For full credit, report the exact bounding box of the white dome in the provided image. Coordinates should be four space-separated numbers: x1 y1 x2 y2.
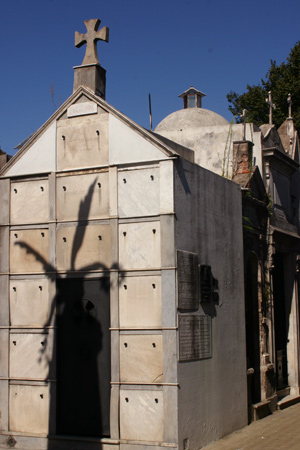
154 107 232 176
155 108 229 134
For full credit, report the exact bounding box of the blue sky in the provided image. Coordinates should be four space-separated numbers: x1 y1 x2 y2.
1 0 300 155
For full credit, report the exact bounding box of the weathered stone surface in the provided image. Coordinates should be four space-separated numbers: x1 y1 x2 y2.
119 275 161 328
0 330 9 377
57 115 108 170
10 180 49 225
10 230 49 274
178 314 212 361
56 172 109 222
120 334 163 383
10 279 51 327
0 179 9 225
119 221 161 270
9 331 54 379
120 390 164 441
4 122 56 177
0 381 8 431
9 384 49 434
56 223 110 271
67 102 97 118
75 19 109 66
118 167 160 217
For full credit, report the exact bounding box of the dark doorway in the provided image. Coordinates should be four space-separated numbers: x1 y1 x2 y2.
273 253 288 389
56 277 111 437
245 253 261 420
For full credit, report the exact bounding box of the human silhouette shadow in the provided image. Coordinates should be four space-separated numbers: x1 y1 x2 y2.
15 177 122 447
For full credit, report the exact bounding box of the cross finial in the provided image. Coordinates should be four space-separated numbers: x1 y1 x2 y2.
265 91 276 125
240 109 247 141
75 19 109 66
287 93 292 119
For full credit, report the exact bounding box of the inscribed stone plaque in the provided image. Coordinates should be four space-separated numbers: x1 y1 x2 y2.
179 315 212 361
177 251 199 310
67 102 97 117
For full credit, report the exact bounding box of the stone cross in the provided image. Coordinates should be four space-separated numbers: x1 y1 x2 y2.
265 91 276 125
240 109 247 141
287 93 292 119
75 19 109 66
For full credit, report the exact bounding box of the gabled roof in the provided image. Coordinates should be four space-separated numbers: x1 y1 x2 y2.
178 86 206 98
260 124 286 154
1 86 194 176
278 119 299 162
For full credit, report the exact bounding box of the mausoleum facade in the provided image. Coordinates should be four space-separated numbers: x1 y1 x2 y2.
1 17 299 450
0 19 249 450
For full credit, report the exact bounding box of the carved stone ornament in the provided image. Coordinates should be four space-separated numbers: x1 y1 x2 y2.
75 19 109 66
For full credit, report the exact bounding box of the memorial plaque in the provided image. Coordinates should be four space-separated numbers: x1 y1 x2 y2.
67 102 97 118
177 251 199 310
179 315 212 361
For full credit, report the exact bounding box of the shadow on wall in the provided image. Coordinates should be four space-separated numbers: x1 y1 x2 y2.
15 177 123 446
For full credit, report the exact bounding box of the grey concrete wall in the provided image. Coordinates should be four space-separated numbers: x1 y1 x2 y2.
155 123 262 179
174 159 247 449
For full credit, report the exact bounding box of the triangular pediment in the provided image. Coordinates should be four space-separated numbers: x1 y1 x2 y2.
1 87 192 178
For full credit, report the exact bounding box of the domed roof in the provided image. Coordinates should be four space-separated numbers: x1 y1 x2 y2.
155 108 229 133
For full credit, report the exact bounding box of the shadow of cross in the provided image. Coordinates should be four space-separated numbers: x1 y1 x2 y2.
75 19 109 66
15 176 118 355
14 176 122 438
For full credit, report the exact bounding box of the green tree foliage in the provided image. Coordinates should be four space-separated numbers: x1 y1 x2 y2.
227 42 300 130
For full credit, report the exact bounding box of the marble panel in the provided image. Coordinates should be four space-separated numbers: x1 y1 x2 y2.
48 173 56 222
110 270 119 330
56 172 109 221
163 385 178 443
0 380 8 431
0 276 9 326
10 180 49 225
160 215 175 268
9 332 54 379
161 270 176 328
119 276 161 328
57 115 108 170
10 229 49 274
119 222 161 270
0 227 9 273
110 384 120 440
120 446 166 450
120 334 163 383
10 279 51 327
0 330 9 377
162 330 177 384
118 167 159 217
120 389 163 441
56 223 110 271
109 167 118 217
0 179 9 225
9 384 49 434
160 160 174 214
